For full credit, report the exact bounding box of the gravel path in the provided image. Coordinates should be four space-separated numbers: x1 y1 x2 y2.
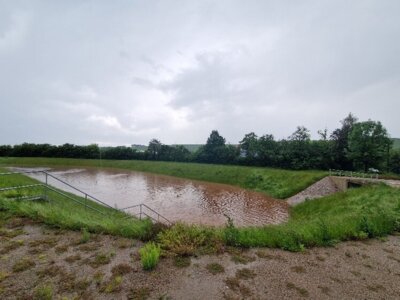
286 177 339 206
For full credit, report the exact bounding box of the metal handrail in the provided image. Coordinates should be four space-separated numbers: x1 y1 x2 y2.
44 172 114 209
0 169 171 225
122 203 171 224
44 185 106 215
0 183 43 192
329 169 379 179
0 170 113 208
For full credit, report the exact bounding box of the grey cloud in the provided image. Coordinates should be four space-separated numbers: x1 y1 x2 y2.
1 1 399 145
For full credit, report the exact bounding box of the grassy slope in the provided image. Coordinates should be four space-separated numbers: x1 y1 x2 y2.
0 157 327 199
235 184 400 250
1 166 400 252
0 168 152 239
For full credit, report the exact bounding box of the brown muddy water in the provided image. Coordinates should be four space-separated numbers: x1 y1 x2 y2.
12 167 289 227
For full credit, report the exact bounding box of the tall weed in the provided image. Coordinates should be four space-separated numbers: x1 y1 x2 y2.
139 242 161 270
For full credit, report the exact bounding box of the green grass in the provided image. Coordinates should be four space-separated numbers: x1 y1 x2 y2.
33 284 53 300
0 157 327 198
1 161 399 253
232 184 400 250
0 168 152 239
156 184 400 252
139 242 161 270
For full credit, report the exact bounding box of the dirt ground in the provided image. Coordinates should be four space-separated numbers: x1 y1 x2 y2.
1 218 400 300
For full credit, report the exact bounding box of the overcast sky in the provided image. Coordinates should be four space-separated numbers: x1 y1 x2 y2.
1 1 399 146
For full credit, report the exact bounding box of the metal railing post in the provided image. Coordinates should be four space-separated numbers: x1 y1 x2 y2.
44 173 48 202
1 170 172 225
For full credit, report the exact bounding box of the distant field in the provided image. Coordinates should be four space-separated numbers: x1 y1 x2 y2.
0 157 327 199
392 138 400 150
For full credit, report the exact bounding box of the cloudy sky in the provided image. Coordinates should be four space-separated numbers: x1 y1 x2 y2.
1 1 399 146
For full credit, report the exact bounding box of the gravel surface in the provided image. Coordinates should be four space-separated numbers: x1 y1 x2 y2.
1 219 400 299
286 177 339 206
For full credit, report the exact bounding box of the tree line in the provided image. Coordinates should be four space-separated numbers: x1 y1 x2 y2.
1 113 399 173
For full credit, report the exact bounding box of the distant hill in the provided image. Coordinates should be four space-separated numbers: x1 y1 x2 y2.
131 144 147 152
392 138 400 150
130 144 203 153
173 144 203 152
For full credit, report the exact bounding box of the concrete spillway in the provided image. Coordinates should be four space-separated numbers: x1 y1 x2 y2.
287 176 400 206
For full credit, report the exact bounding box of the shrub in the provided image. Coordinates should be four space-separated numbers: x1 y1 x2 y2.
158 223 222 256
140 222 168 241
139 242 161 270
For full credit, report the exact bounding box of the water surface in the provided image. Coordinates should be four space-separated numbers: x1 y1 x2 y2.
13 167 289 227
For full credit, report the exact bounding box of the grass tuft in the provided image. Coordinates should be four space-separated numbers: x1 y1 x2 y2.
100 275 123 293
90 252 112 268
128 287 151 300
235 268 256 280
111 263 133 276
13 258 35 272
139 242 161 270
206 263 225 275
33 284 53 300
158 223 222 256
79 228 90 244
173 256 191 268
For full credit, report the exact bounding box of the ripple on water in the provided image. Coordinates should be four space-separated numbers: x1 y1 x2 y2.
11 167 289 227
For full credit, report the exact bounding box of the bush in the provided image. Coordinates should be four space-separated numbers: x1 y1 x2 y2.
139 242 161 270
158 223 222 256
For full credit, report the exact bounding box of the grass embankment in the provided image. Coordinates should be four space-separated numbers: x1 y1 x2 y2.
1 160 399 253
0 157 326 199
159 184 400 253
0 169 153 239
233 184 400 250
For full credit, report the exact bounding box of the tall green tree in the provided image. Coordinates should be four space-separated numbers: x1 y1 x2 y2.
147 139 162 160
258 134 277 166
289 126 311 142
331 113 358 169
206 130 225 148
196 130 237 164
347 120 392 171
239 132 259 163
287 126 311 169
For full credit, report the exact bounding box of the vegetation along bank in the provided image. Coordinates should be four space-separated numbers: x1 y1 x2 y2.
1 164 399 253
